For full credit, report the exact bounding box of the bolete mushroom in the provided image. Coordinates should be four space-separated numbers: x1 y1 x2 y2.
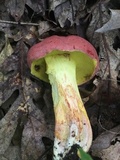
27 35 99 160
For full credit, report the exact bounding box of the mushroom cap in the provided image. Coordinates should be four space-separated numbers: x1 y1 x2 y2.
27 35 99 85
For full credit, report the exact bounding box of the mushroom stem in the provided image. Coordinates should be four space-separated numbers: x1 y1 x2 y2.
45 53 92 160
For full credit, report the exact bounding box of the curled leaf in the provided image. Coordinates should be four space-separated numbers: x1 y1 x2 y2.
96 9 120 33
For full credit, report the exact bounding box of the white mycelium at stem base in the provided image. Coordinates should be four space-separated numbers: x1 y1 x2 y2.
45 53 92 160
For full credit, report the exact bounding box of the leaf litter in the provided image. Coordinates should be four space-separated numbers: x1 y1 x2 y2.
0 38 53 160
0 0 120 160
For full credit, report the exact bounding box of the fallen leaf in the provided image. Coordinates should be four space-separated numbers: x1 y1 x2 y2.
0 35 13 65
0 97 20 154
5 0 25 21
91 125 120 160
0 74 49 159
0 145 21 160
38 21 52 36
49 0 86 11
96 9 120 33
54 1 73 28
24 26 37 46
26 0 46 14
21 99 48 160
0 31 5 51
0 40 51 159
49 0 86 27
87 4 120 88
91 125 120 150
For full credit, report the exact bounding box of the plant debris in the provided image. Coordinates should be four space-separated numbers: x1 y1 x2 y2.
0 0 120 160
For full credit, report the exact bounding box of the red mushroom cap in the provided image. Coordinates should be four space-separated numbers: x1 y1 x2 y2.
27 35 99 84
27 35 98 67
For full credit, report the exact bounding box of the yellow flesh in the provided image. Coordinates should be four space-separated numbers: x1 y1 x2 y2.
31 50 97 85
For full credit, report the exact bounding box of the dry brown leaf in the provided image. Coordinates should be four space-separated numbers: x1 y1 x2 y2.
96 9 120 33
0 40 51 160
92 138 120 160
0 35 13 65
5 0 25 21
0 31 5 51
21 99 48 160
91 125 120 160
50 0 86 27
0 146 21 160
91 125 120 150
0 97 20 154
26 0 46 14
38 21 52 36
87 4 120 88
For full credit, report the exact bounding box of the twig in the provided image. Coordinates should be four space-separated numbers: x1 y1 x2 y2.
0 19 39 26
102 77 120 83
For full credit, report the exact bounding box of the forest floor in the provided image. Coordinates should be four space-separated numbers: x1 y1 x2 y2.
0 0 120 160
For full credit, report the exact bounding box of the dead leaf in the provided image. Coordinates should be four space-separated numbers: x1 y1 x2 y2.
24 26 37 46
26 0 46 14
54 1 73 28
87 4 120 88
0 145 21 160
49 0 86 11
5 0 25 21
91 125 120 160
38 21 52 36
96 9 120 33
87 4 109 46
91 125 120 150
0 31 5 51
50 0 86 27
93 138 120 160
0 97 20 154
0 40 51 159
99 32 120 88
0 41 23 106
21 99 48 160
49 0 65 10
0 35 13 65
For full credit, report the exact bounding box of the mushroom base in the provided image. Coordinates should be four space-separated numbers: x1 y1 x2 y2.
45 54 92 160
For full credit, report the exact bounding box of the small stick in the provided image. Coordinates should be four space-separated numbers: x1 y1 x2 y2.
0 19 39 26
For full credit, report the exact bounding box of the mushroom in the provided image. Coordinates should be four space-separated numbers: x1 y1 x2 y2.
27 35 99 160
